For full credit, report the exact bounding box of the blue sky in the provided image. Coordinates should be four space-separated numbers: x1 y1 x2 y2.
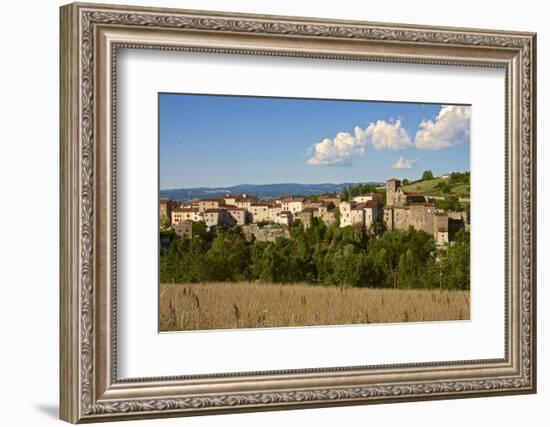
159 93 470 189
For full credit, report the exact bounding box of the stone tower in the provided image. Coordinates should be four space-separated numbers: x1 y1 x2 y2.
386 178 401 207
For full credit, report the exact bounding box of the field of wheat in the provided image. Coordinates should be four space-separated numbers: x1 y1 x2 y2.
160 282 470 331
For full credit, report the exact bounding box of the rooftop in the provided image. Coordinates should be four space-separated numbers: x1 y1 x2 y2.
404 192 426 197
172 207 198 213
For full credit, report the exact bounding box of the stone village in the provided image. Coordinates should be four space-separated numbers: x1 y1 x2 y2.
160 178 469 246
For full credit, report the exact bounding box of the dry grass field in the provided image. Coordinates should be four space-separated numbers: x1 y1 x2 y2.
160 282 470 331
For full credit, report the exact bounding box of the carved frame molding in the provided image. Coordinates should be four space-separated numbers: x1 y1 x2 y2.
60 2 536 423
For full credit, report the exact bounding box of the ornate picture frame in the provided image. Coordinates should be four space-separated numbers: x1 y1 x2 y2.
60 2 536 423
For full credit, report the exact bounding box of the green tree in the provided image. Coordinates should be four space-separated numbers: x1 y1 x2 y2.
367 228 436 289
341 186 350 201
160 215 171 230
435 181 453 194
434 196 462 211
206 229 250 281
422 170 434 181
441 230 470 290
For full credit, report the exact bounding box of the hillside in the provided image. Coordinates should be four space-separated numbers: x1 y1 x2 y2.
402 177 470 199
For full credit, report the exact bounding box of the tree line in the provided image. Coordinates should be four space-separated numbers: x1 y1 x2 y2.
160 219 469 290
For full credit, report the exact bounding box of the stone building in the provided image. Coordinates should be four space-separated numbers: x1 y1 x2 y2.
383 178 449 244
385 178 427 207
174 220 193 238
222 194 240 205
340 201 366 228
294 208 315 228
353 193 383 205
198 198 224 212
315 201 338 226
364 200 380 228
159 198 175 222
242 224 289 242
249 203 270 223
235 195 258 211
339 201 353 227
278 211 293 226
267 205 282 222
224 206 246 226
171 207 201 226
279 196 305 214
203 209 222 227
319 196 341 208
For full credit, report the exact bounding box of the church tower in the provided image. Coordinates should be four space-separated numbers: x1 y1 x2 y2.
386 178 401 207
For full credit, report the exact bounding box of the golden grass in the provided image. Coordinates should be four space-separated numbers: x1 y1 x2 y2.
160 282 470 332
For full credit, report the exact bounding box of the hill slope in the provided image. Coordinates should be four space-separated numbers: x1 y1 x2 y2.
402 178 470 198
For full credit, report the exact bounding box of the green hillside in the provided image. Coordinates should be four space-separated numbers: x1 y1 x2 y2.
403 178 470 198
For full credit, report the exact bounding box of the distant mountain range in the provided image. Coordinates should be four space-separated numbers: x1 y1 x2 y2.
160 182 384 202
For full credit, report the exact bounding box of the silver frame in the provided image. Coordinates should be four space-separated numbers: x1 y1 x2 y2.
60 2 536 423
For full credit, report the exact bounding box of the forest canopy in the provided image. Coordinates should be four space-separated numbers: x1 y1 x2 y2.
160 220 469 290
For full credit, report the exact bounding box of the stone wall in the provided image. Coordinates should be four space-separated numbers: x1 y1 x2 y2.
242 224 289 242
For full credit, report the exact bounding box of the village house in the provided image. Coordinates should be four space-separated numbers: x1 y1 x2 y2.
235 195 258 211
161 175 466 246
339 201 365 228
249 203 270 223
171 206 201 226
222 194 240 205
352 193 383 205
294 208 316 228
159 198 176 221
198 198 224 212
314 201 338 226
278 196 305 214
203 208 223 227
319 195 341 208
277 211 293 226
364 200 380 228
267 205 282 222
383 178 450 244
224 206 246 226
174 220 193 238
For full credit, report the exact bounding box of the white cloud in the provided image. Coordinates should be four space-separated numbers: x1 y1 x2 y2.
415 105 471 150
307 120 411 166
361 119 412 151
306 130 365 166
391 156 418 169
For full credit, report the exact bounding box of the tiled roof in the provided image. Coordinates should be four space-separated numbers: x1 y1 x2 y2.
172 207 197 213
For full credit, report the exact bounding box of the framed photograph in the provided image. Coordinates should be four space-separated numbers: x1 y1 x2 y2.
60 2 537 423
